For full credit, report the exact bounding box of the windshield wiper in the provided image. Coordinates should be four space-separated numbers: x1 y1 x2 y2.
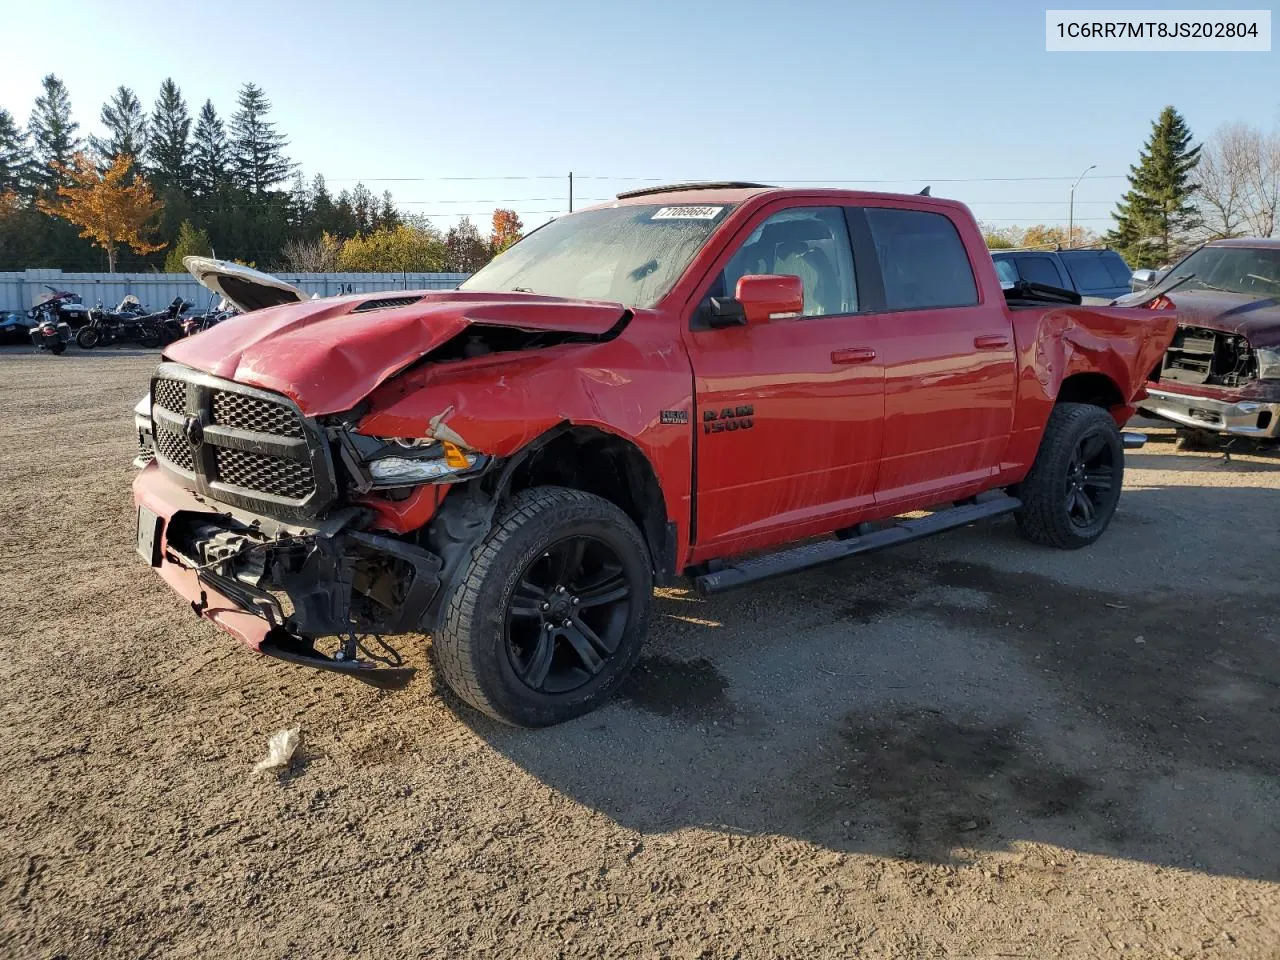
512 286 537 294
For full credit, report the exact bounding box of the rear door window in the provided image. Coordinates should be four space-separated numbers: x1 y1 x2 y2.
1015 255 1068 288
993 258 1018 283
864 208 978 310
1060 251 1118 293
1100 251 1133 286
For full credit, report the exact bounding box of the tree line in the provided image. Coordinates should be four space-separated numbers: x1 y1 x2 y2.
0 75 522 274
983 106 1279 268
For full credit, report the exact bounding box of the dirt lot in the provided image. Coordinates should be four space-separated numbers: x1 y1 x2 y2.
1 348 1278 959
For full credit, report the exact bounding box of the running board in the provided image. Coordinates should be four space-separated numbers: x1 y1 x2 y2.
692 492 1022 596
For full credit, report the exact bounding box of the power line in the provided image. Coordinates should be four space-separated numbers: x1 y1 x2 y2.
323 175 569 183
321 173 1130 185
396 197 611 205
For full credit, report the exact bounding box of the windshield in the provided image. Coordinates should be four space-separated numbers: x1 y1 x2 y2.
1161 245 1280 297
458 203 735 308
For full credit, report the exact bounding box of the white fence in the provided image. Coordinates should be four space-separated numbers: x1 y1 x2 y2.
0 269 470 313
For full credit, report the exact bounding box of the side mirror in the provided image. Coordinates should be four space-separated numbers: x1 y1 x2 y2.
1130 268 1158 292
735 274 804 325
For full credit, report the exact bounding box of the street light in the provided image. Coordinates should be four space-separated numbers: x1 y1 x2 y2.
1067 164 1096 248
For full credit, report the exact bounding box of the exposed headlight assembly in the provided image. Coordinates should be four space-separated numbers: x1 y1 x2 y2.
1254 346 1280 381
361 437 483 487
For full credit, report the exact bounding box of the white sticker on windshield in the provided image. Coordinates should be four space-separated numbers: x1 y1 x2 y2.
651 206 724 220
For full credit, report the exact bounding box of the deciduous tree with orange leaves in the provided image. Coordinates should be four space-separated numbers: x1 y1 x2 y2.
37 152 164 271
490 208 523 255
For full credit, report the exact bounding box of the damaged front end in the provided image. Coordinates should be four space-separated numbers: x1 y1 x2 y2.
163 511 442 689
134 359 501 689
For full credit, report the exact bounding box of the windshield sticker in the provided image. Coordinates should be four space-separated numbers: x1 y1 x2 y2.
651 206 724 220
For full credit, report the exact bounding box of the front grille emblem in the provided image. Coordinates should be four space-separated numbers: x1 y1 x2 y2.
183 415 205 448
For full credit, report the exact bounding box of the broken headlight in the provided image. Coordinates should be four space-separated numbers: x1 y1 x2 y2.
367 448 479 485
1254 346 1280 381
351 434 485 488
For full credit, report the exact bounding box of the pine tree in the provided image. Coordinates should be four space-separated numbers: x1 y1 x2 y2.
163 219 213 272
0 108 33 199
311 173 335 234
229 83 292 196
333 189 358 238
350 182 375 233
377 190 400 230
148 79 192 191
1107 106 1202 266
191 100 229 197
28 74 81 191
90 86 147 164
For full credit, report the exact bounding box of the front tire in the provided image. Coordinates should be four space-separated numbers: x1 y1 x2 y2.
1015 403 1125 549
76 327 100 349
432 487 652 726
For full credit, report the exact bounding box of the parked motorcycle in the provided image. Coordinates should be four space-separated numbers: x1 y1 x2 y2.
28 315 72 354
77 297 191 349
179 297 238 337
29 287 91 330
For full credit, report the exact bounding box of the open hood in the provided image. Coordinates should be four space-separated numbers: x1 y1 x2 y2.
162 290 629 416
183 256 308 312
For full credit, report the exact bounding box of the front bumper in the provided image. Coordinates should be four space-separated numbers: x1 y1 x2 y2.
1143 386 1280 439
132 464 442 688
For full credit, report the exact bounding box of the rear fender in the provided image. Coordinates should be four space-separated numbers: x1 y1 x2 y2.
998 304 1177 480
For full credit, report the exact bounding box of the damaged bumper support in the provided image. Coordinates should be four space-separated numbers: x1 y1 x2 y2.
133 465 442 689
1144 386 1280 439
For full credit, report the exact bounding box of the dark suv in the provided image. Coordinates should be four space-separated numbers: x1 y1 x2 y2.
992 248 1133 303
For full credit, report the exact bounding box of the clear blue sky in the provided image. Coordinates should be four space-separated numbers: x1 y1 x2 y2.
2 0 1276 235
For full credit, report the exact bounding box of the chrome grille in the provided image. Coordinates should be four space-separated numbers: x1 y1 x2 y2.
149 362 333 520
212 391 304 438
154 378 187 413
155 426 193 471
214 447 314 499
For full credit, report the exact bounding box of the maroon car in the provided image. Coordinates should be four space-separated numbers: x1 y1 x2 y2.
1138 238 1280 440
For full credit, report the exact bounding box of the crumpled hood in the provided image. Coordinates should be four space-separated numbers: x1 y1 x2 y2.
1166 290 1280 346
163 290 628 415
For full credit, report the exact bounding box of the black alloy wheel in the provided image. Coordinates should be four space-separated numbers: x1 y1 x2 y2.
1015 402 1125 549
1064 426 1116 530
505 535 632 694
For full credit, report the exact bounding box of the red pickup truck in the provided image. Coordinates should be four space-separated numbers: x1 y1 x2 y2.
132 184 1175 726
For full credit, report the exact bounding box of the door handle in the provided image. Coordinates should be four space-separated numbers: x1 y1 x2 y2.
974 334 1010 349
832 347 876 365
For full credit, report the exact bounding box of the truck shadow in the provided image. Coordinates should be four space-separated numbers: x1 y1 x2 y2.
458 485 1280 882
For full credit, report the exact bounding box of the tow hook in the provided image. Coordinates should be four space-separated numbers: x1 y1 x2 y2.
1121 431 1147 449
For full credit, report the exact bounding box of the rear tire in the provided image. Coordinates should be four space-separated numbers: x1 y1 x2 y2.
432 486 652 727
76 327 99 349
137 330 162 349
49 341 66 355
1015 403 1124 549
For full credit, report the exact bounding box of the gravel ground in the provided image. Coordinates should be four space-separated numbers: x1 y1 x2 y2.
1 348 1278 959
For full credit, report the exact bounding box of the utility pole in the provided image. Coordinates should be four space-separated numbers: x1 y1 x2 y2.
568 171 574 213
1068 164 1096 248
